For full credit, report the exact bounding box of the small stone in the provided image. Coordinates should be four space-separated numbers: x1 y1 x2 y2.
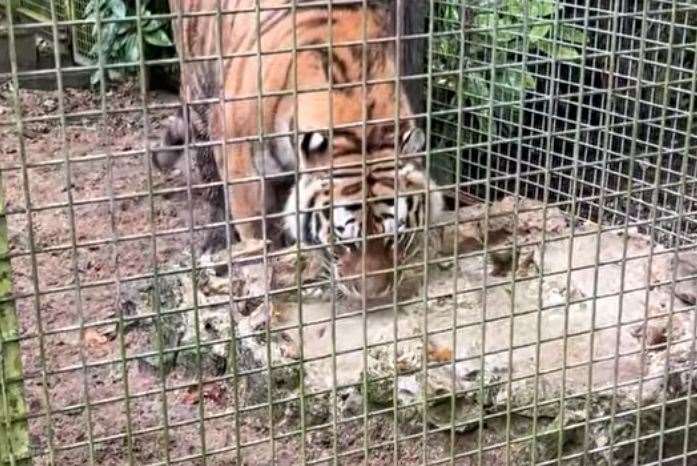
341 391 363 417
42 98 57 112
489 245 515 276
631 323 668 350
427 343 453 363
673 251 697 304
431 210 482 258
271 245 323 291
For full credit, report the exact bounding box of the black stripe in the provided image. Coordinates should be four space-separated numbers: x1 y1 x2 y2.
331 149 358 158
367 101 376 119
305 38 347 85
330 50 350 84
260 9 291 36
406 195 414 221
269 61 295 133
304 188 321 242
332 129 362 150
367 141 396 152
266 14 334 54
324 170 364 179
303 211 314 243
299 15 334 32
268 138 284 171
312 44 330 81
325 162 403 179
348 43 363 62
367 171 400 183
416 196 423 226
320 206 331 222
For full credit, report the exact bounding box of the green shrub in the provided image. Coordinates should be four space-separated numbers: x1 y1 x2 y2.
85 0 173 85
432 0 586 144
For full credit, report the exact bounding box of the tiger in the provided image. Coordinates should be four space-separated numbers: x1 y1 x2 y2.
154 0 444 300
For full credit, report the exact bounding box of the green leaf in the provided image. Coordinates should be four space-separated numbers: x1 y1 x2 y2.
144 28 173 47
111 0 126 18
475 111 491 132
102 23 118 48
88 41 101 57
444 3 460 21
124 35 140 62
464 72 490 108
504 69 522 88
107 68 124 81
112 32 130 54
530 0 557 18
474 12 494 30
495 72 521 104
90 69 102 85
555 45 580 60
493 17 517 43
494 31 515 44
494 51 509 66
558 25 586 45
505 0 523 16
84 0 97 16
538 40 580 60
529 24 550 43
143 18 164 32
522 71 537 89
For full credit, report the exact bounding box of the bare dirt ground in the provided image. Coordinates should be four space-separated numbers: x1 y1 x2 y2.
0 80 511 465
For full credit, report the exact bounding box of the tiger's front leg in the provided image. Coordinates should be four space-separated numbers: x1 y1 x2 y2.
200 143 261 275
222 143 264 242
228 180 263 241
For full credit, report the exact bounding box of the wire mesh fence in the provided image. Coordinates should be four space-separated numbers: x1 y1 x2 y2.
1 0 697 464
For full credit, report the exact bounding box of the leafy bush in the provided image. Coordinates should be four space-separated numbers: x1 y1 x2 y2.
85 0 173 85
432 0 586 144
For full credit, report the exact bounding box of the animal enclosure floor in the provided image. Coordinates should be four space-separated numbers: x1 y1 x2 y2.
129 196 697 465
0 81 494 465
2 80 695 466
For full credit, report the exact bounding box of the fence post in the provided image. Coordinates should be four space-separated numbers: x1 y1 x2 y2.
0 176 31 465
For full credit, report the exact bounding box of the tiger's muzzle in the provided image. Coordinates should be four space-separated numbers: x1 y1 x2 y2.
324 218 422 305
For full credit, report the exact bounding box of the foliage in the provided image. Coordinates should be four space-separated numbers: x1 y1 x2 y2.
432 0 587 143
84 0 173 85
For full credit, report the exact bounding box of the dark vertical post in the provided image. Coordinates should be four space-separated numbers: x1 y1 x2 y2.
401 0 428 113
0 175 31 465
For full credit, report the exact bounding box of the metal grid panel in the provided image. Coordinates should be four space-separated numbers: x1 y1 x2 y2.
1 0 697 465
433 0 697 246
9 0 95 64
70 0 94 64
16 0 67 21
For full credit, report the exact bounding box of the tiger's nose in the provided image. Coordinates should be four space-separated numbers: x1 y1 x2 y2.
334 221 361 240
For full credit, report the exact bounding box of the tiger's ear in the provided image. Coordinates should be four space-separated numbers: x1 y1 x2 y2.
400 127 426 155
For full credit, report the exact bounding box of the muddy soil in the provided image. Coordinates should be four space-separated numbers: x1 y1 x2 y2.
0 80 511 465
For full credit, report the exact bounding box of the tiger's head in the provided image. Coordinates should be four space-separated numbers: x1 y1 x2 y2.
283 126 444 302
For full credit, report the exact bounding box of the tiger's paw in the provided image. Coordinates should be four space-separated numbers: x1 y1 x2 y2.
153 115 187 172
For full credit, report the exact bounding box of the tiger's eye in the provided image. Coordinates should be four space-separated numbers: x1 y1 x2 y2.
301 132 328 157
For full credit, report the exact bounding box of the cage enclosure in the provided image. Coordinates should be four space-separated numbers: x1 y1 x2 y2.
1 0 697 465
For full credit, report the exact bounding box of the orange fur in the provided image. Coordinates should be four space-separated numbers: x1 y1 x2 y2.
168 0 415 238
161 1 444 301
